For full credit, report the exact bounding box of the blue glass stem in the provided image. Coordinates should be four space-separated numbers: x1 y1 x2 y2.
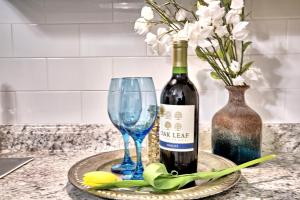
121 131 134 165
132 139 144 180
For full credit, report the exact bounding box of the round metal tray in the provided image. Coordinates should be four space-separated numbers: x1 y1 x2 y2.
68 150 241 200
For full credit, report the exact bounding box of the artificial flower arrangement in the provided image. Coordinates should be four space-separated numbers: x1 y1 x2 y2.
134 0 263 86
80 0 275 192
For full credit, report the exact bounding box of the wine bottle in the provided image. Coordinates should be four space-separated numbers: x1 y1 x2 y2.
159 40 199 179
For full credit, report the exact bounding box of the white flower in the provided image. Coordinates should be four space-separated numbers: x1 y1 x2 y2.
145 32 157 45
196 5 211 20
232 21 249 41
157 27 171 44
196 2 225 28
176 9 188 21
175 22 189 40
198 24 214 38
230 60 240 73
215 25 228 37
230 0 244 10
212 18 223 27
226 9 241 24
134 18 150 35
198 39 212 48
141 6 154 20
187 21 214 47
145 28 172 56
244 67 263 81
151 42 170 55
157 27 168 36
208 1 225 21
232 76 245 86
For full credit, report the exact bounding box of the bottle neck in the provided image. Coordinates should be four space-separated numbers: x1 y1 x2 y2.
226 86 249 106
172 40 188 76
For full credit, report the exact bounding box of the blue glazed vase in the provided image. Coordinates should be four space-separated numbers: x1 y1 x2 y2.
212 86 262 164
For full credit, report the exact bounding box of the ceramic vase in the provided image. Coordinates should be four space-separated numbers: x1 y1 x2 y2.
212 86 262 164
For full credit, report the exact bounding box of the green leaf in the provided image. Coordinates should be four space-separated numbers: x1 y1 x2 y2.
210 71 221 79
242 41 252 53
195 47 206 61
216 49 224 60
195 47 219 61
194 154 277 180
240 61 254 75
226 42 234 59
89 154 276 193
143 163 169 187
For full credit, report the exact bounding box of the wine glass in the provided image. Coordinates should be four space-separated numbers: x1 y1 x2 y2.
119 77 157 180
107 78 135 175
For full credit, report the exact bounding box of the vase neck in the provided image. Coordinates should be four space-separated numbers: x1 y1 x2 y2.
226 86 249 105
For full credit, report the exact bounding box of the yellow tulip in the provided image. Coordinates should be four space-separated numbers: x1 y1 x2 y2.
82 171 119 187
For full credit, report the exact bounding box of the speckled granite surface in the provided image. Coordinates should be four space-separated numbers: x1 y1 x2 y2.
1 123 299 153
0 123 299 200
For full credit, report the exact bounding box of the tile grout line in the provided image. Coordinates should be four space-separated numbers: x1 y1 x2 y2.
283 89 287 123
286 20 289 54
80 91 84 124
10 24 14 57
78 17 81 56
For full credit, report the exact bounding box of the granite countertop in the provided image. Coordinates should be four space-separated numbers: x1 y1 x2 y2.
0 124 299 200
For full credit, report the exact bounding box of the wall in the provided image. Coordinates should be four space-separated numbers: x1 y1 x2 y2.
0 0 299 124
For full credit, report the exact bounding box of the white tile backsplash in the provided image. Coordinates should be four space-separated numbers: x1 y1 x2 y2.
113 57 170 90
47 58 112 90
189 56 220 91
82 91 110 124
0 24 12 57
249 20 287 54
251 54 300 89
252 0 300 19
0 92 17 124
0 58 47 91
0 0 45 23
287 20 300 53
199 90 217 123
0 1 299 124
45 0 113 24
285 89 300 123
13 24 79 57
113 0 143 22
246 88 286 123
16 91 81 124
80 23 146 56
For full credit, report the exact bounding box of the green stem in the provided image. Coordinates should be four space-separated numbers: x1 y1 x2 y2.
240 41 244 70
172 0 198 20
198 47 231 85
208 39 233 85
192 154 276 180
225 26 237 61
216 36 231 67
146 0 180 31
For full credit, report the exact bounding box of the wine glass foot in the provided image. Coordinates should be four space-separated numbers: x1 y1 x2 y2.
130 172 144 180
111 163 135 175
121 174 133 180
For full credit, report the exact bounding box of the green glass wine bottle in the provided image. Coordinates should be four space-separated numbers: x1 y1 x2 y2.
159 40 199 186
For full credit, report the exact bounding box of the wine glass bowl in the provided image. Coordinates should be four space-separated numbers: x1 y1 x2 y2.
119 77 157 180
107 78 135 175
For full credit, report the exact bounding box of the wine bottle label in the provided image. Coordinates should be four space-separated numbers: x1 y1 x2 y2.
159 104 195 152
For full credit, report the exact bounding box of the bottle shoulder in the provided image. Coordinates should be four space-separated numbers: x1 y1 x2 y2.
162 77 198 93
161 77 199 105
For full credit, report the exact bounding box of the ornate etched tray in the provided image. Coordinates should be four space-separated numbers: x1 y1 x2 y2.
68 150 241 200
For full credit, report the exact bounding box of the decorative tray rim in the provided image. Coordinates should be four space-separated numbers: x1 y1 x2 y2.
68 150 241 200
